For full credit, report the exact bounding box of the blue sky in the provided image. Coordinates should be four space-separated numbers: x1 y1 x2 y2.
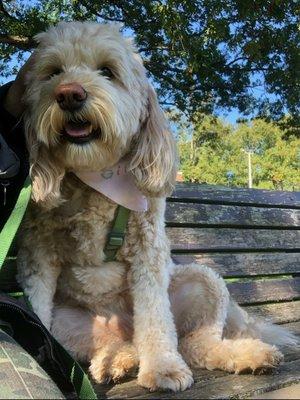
217 107 243 125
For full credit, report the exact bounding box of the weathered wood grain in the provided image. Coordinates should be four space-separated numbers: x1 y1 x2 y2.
94 322 300 398
228 278 300 305
138 360 300 399
251 383 300 400
246 301 300 324
282 320 300 335
94 359 300 399
171 253 300 277
167 227 300 251
280 321 300 363
282 320 300 340
170 183 300 208
165 202 300 227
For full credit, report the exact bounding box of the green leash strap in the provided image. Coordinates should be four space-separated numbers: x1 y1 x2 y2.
0 176 31 269
104 205 131 262
51 334 97 399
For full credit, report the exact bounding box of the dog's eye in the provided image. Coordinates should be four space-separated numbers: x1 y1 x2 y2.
99 67 114 79
49 68 63 79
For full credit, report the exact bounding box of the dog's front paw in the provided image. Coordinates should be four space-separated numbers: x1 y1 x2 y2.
89 342 138 384
109 343 138 382
138 355 193 392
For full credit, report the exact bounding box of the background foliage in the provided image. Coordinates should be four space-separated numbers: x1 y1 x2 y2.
179 117 299 190
1 0 300 119
1 0 299 189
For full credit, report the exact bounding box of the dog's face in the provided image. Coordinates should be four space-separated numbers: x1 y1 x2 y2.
25 22 177 207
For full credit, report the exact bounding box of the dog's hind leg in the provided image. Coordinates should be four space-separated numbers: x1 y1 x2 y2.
51 305 138 383
169 263 283 374
179 327 283 374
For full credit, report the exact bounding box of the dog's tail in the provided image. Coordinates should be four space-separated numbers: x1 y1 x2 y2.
225 300 299 347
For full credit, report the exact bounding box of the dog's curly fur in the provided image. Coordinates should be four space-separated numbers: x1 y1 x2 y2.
17 22 296 392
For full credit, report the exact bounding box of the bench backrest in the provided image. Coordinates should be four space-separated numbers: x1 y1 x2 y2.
166 183 300 324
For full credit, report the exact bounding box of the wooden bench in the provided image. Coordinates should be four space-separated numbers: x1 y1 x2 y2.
95 183 300 399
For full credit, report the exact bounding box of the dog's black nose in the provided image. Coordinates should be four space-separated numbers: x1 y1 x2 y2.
55 83 87 111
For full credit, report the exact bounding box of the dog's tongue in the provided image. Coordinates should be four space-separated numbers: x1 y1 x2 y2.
65 122 91 137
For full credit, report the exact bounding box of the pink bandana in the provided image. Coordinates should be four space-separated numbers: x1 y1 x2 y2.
74 160 148 212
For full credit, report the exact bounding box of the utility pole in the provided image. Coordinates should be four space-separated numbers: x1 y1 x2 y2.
247 151 253 189
190 135 195 163
242 149 253 188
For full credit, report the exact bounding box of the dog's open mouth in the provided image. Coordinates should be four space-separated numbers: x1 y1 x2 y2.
62 120 101 144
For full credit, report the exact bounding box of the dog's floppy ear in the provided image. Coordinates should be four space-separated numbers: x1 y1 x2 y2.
129 85 177 197
26 123 65 209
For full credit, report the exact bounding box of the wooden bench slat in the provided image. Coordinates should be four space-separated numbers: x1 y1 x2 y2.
95 359 300 399
168 227 300 251
275 321 300 364
172 253 300 277
137 360 300 399
228 278 300 305
283 320 300 336
94 321 300 399
166 202 300 227
170 183 300 208
246 300 300 324
251 383 300 400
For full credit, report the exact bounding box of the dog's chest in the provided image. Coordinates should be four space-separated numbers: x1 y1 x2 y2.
27 189 120 267
62 195 119 265
24 189 133 310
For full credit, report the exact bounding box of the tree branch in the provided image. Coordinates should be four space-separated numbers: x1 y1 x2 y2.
0 0 19 21
139 45 169 52
96 13 125 22
0 34 36 50
225 56 247 67
78 0 125 22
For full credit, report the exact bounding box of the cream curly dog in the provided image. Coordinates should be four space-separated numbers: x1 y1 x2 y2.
17 22 295 392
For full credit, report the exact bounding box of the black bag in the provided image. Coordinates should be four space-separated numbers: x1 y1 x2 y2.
0 292 97 399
